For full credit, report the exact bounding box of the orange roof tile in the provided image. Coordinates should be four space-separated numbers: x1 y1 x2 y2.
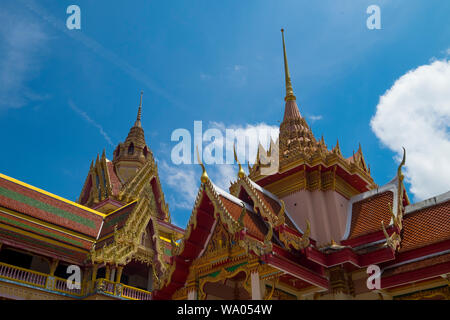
400 200 450 252
219 196 266 240
106 161 122 196
348 191 394 239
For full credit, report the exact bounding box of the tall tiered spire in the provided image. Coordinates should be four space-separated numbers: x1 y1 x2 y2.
281 29 296 102
278 29 320 166
124 91 146 146
112 91 150 183
134 91 143 128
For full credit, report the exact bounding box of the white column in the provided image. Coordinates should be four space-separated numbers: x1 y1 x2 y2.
251 271 262 300
110 268 116 282
188 288 197 300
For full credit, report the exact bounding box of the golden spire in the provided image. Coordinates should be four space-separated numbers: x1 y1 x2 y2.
196 145 209 183
134 91 143 127
281 29 296 102
233 143 245 179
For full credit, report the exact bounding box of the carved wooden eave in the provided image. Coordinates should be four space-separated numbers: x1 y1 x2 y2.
229 175 284 227
77 161 93 204
151 163 171 222
116 158 171 222
380 148 408 253
251 143 373 181
118 159 155 203
278 220 311 251
78 153 114 206
88 185 170 276
158 178 272 290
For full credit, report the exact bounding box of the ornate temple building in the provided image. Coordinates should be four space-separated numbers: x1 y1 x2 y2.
0 30 449 300
0 93 183 300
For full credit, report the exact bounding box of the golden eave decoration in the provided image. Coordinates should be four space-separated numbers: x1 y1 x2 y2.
278 220 311 251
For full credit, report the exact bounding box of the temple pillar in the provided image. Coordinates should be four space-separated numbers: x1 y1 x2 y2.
116 266 123 283
251 271 262 300
49 259 59 276
91 264 98 291
187 287 197 300
82 267 90 294
327 266 354 300
105 265 111 281
110 267 116 282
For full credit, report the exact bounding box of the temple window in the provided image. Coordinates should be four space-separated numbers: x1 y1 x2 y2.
128 143 134 155
143 146 148 158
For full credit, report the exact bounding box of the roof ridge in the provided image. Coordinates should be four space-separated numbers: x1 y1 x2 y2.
405 190 450 215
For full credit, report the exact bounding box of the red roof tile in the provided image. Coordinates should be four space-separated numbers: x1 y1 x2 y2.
106 161 122 196
348 191 394 239
400 200 450 252
219 196 266 240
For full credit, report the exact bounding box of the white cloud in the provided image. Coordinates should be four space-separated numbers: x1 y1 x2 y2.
308 115 323 122
371 59 450 201
206 121 279 165
69 100 114 146
0 8 48 110
210 164 236 191
161 122 279 211
159 161 199 210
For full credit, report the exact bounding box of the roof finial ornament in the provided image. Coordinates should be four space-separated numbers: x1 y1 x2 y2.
134 91 143 127
196 145 209 183
397 147 406 179
233 142 246 179
281 28 296 102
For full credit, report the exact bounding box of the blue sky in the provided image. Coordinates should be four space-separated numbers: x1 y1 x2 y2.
1 0 449 228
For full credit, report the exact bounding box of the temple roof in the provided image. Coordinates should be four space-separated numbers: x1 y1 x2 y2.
346 190 394 240
400 191 450 253
0 173 104 238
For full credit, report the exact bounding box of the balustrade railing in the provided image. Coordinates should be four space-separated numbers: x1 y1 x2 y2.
0 262 47 288
122 284 152 300
0 262 152 300
95 278 152 300
54 276 83 296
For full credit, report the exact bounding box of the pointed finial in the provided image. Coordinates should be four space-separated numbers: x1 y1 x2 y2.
196 145 209 183
101 149 106 159
134 91 143 127
397 147 406 178
281 29 296 102
333 139 341 155
234 143 245 179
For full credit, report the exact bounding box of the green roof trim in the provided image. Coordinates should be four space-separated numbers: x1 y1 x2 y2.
0 187 96 229
0 228 78 256
202 262 248 279
225 262 247 272
103 209 132 228
0 215 84 247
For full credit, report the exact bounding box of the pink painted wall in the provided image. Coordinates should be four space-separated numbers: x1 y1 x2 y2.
282 190 349 246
